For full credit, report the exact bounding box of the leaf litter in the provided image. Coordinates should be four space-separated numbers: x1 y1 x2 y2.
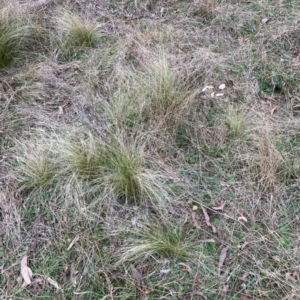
20 255 33 287
201 206 217 233
218 247 229 277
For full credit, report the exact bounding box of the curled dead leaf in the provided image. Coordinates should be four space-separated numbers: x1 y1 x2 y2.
21 255 33 286
178 263 192 273
17 276 23 285
262 17 269 24
58 106 63 115
200 239 215 243
238 216 248 223
202 85 214 92
285 272 298 283
240 241 249 250
241 272 249 281
212 202 226 211
130 264 143 282
70 264 77 287
160 269 171 275
218 247 229 277
33 278 43 285
238 37 245 45
201 206 217 233
191 212 201 229
272 256 281 262
270 105 278 115
47 276 60 290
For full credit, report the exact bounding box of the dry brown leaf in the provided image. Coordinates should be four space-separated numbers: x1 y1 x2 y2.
130 264 143 282
240 241 249 250
33 278 43 285
218 247 229 277
178 263 192 273
17 276 23 285
159 269 171 275
241 272 249 281
223 284 229 293
212 202 226 211
47 277 60 290
285 272 297 283
191 212 201 229
21 255 33 286
238 37 245 45
131 217 137 226
58 106 63 115
70 264 77 287
201 206 217 233
191 291 208 299
183 213 189 224
262 17 269 24
272 256 281 262
238 216 248 223
202 85 214 92
4 271 13 290
67 235 80 251
270 105 278 115
200 239 215 243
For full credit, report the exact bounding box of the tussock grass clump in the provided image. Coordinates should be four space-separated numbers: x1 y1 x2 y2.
107 53 195 133
14 140 58 195
55 9 98 59
0 9 38 68
14 131 174 210
142 54 193 124
120 220 199 263
247 132 283 194
223 106 250 141
64 135 171 204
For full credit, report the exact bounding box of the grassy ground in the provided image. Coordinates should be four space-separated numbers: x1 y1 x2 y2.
1 0 300 299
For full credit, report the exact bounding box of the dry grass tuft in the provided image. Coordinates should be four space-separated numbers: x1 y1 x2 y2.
54 8 99 59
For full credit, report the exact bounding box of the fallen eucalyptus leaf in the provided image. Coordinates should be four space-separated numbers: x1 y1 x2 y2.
218 247 229 277
202 85 214 92
238 216 248 223
212 202 226 211
262 17 269 24
67 235 79 251
240 241 249 250
178 262 192 273
130 264 143 282
201 206 217 233
160 269 171 275
21 255 33 286
270 105 278 115
47 277 60 290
